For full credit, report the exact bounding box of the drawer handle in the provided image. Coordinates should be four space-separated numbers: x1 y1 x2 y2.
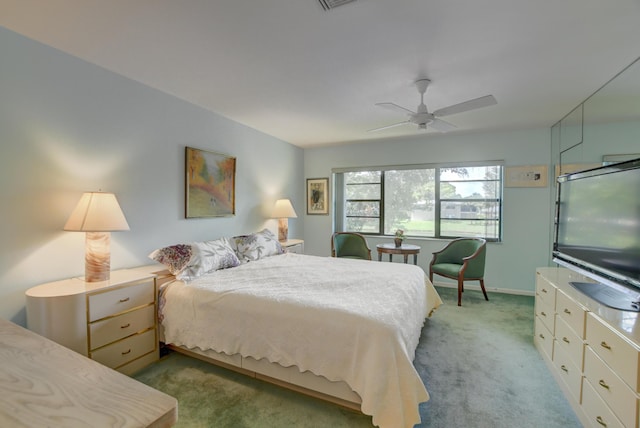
120 323 131 329
122 349 131 355
596 416 607 427
562 337 570 344
541 288 548 293
538 333 545 340
540 311 547 317
119 297 130 303
560 365 568 373
598 379 610 390
563 308 571 315
600 341 611 350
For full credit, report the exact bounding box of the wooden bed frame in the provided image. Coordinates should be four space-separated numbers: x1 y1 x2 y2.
151 266 363 412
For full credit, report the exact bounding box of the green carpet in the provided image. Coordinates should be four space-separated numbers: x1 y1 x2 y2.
134 287 581 427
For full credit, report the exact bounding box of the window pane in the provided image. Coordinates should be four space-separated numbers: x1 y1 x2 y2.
345 171 381 184
383 169 435 234
441 201 500 220
440 166 501 181
441 219 500 239
346 201 379 217
346 217 379 233
346 184 381 199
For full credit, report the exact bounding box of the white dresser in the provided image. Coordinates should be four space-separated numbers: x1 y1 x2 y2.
534 267 640 428
26 268 160 375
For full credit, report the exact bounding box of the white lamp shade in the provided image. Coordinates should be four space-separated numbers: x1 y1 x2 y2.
271 199 298 218
64 192 130 232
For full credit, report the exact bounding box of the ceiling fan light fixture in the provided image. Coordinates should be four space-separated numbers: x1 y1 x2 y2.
318 0 356 11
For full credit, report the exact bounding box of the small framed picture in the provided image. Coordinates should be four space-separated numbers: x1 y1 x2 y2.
306 177 329 215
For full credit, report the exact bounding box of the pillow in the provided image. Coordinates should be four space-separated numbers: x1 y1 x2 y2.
149 237 240 281
177 237 241 281
148 244 193 275
231 228 284 263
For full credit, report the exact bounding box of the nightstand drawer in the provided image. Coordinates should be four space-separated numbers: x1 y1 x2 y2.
89 304 155 350
91 329 156 369
88 280 155 322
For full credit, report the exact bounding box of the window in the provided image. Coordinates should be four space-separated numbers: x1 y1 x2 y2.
336 163 503 241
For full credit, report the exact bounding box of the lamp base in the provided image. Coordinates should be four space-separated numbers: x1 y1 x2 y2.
278 218 289 242
85 231 111 282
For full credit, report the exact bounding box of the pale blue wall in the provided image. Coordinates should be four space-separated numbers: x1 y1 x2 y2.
0 28 304 325
304 129 554 295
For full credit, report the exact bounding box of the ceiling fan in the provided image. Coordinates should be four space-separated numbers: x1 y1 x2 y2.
369 79 497 133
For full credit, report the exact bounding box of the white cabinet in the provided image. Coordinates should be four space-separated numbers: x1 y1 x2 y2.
281 239 304 254
535 267 640 428
26 268 159 375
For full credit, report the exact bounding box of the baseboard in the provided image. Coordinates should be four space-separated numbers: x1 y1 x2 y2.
432 281 535 297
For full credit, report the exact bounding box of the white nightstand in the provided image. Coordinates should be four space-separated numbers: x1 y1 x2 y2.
25 268 160 375
281 239 304 254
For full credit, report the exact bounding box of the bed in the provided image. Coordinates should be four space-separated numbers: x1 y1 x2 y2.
150 230 442 428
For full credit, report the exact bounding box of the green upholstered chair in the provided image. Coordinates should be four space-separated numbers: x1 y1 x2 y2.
429 238 488 306
331 232 372 260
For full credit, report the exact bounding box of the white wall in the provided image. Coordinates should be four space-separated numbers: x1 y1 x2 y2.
304 129 553 295
0 28 304 325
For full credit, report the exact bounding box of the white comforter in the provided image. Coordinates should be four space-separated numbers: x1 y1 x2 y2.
161 253 442 428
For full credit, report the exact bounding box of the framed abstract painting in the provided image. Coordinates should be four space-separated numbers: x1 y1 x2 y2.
185 147 236 218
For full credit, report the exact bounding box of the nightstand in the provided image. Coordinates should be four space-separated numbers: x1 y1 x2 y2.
281 239 304 254
26 268 160 375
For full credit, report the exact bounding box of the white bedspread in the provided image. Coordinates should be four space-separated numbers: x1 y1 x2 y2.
161 253 442 428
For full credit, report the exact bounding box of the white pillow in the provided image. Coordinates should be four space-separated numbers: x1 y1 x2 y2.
231 229 284 263
177 237 241 281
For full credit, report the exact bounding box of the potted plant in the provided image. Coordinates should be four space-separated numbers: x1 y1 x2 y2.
394 229 406 247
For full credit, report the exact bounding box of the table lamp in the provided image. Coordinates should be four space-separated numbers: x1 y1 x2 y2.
64 192 130 282
271 199 297 242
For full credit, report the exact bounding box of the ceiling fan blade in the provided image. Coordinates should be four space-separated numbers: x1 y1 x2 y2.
368 120 412 132
432 95 497 117
429 118 457 132
375 102 416 115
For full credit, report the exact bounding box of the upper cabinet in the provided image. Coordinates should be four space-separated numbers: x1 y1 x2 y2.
552 56 640 170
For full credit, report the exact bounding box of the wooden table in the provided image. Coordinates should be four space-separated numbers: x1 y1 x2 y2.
377 243 421 265
0 318 178 427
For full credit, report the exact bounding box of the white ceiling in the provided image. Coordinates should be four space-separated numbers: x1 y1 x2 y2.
1 0 639 147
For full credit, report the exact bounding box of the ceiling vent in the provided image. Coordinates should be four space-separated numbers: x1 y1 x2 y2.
318 0 357 11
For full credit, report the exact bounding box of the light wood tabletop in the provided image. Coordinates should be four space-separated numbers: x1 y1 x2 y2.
0 317 177 427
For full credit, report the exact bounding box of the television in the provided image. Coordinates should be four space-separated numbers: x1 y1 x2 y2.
553 158 640 312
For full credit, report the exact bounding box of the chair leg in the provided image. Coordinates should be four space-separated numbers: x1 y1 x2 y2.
457 278 463 306
480 279 489 301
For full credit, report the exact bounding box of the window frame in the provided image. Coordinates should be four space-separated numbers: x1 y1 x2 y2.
334 161 504 242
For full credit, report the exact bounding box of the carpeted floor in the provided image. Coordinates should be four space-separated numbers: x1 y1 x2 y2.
134 287 582 427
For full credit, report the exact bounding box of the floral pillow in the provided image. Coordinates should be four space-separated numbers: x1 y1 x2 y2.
149 237 240 281
177 237 241 281
231 228 284 263
148 244 193 275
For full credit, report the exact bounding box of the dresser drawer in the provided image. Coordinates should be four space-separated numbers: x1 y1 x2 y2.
89 304 155 350
91 329 156 369
553 345 583 404
584 347 638 428
556 290 587 339
535 296 555 335
534 316 554 361
582 377 625 428
587 313 640 393
88 280 155 322
555 316 585 370
536 274 557 309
